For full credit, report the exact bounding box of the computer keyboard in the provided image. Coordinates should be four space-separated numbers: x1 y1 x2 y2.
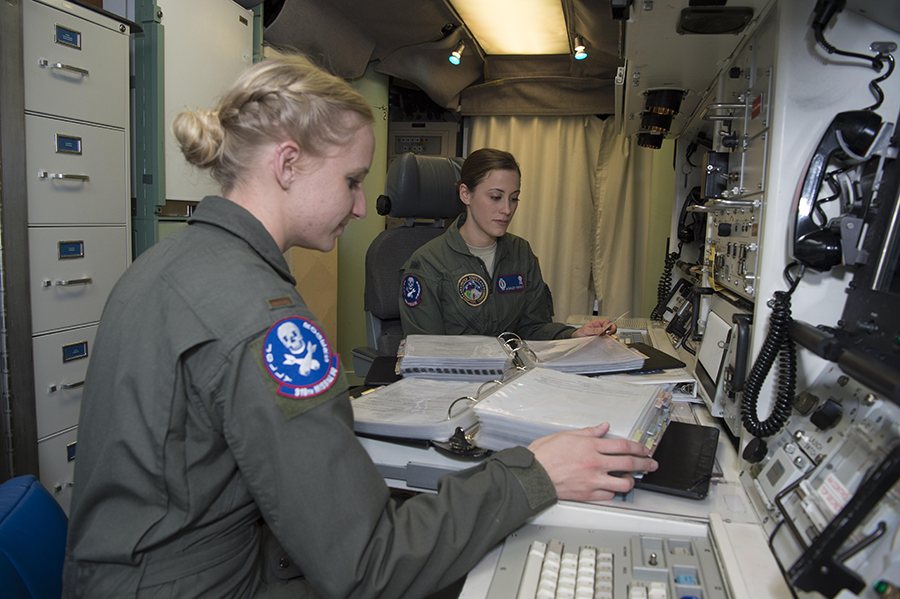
486 524 726 599
607 318 653 348
615 330 647 346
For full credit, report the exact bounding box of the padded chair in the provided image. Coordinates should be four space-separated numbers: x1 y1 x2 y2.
352 153 465 377
0 475 68 599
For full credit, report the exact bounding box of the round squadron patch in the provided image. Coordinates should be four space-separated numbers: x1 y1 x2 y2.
458 273 488 306
262 317 339 399
402 274 422 307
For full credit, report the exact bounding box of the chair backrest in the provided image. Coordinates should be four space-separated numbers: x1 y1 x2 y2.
364 153 465 355
0 475 68 599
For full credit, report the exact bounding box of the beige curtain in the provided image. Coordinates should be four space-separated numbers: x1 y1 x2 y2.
468 116 655 323
468 116 602 323
591 120 658 319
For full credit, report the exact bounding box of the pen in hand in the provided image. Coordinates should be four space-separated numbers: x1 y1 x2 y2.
602 311 629 335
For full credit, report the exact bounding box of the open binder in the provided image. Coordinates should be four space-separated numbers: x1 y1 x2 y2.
350 378 485 442
398 333 647 382
469 367 672 453
352 366 672 465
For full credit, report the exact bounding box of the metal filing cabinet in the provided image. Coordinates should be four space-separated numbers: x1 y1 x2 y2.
23 0 131 513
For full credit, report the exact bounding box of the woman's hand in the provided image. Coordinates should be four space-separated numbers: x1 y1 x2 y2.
572 319 617 338
529 423 658 502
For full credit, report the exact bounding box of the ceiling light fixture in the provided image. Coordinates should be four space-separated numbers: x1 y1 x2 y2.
449 41 466 65
573 35 587 60
448 0 568 55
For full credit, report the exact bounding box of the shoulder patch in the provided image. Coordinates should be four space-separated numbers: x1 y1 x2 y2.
402 274 422 307
262 317 340 398
497 274 525 293
458 273 489 306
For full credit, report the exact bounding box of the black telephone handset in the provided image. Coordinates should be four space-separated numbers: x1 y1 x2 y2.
792 110 883 271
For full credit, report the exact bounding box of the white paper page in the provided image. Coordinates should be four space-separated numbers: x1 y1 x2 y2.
603 367 694 386
351 378 482 427
474 368 661 439
527 335 645 371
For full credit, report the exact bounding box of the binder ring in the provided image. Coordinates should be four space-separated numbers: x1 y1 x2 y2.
448 396 477 419
477 380 501 395
502 366 527 380
508 344 538 366
498 331 522 346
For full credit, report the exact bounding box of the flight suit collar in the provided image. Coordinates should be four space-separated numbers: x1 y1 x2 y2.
188 196 296 285
447 213 512 262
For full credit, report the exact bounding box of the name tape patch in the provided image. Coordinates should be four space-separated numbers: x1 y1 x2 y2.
497 274 525 293
402 274 422 307
458 273 488 306
263 317 339 399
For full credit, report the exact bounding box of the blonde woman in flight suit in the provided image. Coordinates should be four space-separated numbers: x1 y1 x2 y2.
62 54 656 599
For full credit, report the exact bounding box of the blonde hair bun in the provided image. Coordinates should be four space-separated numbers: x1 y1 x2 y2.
172 108 225 170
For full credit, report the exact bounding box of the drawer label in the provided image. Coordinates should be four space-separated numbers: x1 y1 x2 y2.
55 24 82 49
58 240 85 259
62 341 89 363
56 134 82 155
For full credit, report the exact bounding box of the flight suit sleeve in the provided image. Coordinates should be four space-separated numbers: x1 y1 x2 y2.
215 334 556 599
398 262 447 336
515 250 576 340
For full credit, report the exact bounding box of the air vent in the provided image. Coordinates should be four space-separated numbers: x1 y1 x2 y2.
677 7 754 35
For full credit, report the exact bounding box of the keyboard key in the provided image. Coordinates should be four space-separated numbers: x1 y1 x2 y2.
629 586 648 599
515 541 547 599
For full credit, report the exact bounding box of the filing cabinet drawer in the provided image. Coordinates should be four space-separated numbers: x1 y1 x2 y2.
38 427 77 515
26 114 127 225
33 325 97 438
29 226 128 334
23 0 127 127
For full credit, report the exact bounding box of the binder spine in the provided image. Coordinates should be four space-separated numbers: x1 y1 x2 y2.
630 393 674 455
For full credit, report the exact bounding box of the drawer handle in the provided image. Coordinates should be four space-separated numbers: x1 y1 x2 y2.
39 59 90 77
48 380 85 392
56 277 93 286
39 171 90 182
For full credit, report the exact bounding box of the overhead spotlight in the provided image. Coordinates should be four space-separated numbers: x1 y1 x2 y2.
449 41 466 65
573 35 587 60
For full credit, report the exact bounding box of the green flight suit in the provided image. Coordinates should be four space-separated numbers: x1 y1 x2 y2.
399 214 575 340
63 197 556 599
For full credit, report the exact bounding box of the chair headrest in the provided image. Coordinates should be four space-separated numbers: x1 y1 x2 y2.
380 153 465 219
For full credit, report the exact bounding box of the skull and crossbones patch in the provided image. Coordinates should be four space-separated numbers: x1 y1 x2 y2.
262 317 339 398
